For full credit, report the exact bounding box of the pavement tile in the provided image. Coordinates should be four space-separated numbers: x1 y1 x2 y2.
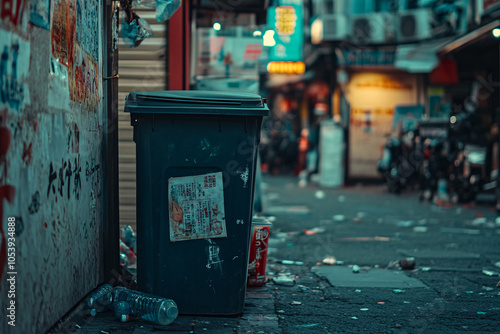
399 248 481 259
313 266 427 288
192 316 238 328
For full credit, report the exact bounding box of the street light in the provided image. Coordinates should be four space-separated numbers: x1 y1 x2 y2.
493 28 500 38
213 22 221 31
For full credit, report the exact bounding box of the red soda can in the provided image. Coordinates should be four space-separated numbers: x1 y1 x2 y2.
247 218 272 287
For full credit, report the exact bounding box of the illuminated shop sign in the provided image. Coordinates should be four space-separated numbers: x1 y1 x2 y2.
340 49 395 66
267 61 305 74
267 0 303 62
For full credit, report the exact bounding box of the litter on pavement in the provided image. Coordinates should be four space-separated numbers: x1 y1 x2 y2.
272 276 296 286
315 190 325 199
482 270 500 277
340 236 390 241
333 214 346 221
322 256 337 265
399 257 416 270
303 227 326 235
281 260 304 265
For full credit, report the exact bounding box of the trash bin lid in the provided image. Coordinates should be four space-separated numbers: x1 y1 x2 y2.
125 91 269 116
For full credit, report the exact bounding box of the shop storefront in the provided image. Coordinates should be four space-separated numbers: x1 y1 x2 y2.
335 48 425 179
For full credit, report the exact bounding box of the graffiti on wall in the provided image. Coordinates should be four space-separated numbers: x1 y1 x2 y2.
30 0 50 30
0 30 31 110
1 1 105 333
0 109 16 284
47 156 82 201
76 0 99 60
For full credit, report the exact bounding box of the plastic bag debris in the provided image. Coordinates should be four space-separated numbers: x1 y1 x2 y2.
290 301 302 305
133 0 155 7
120 239 137 266
155 0 182 21
121 17 154 47
120 225 136 252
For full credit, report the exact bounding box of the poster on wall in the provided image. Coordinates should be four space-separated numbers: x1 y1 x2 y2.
50 0 77 66
30 0 50 29
0 29 31 111
68 44 100 112
50 0 101 112
168 172 227 242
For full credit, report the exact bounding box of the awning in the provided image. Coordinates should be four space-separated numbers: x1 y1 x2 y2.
265 71 314 88
438 19 500 55
394 37 455 73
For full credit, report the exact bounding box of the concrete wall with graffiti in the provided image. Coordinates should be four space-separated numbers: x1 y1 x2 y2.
1 0 105 333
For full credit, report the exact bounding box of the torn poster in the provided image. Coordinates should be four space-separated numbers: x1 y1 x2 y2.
168 172 227 242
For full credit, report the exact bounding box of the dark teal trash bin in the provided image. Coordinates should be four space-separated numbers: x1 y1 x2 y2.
125 91 269 315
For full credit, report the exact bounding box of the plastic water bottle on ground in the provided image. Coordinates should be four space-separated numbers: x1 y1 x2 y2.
87 284 113 316
112 287 178 325
114 300 131 322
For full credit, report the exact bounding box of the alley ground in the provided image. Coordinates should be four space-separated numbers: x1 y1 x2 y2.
62 175 500 334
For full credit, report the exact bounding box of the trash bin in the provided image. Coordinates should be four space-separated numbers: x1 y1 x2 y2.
125 91 269 315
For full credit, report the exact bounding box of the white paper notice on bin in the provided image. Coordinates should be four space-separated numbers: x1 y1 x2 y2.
168 172 227 242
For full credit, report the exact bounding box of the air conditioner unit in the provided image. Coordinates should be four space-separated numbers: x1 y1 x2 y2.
312 0 343 16
350 13 395 45
312 14 347 43
397 8 433 42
